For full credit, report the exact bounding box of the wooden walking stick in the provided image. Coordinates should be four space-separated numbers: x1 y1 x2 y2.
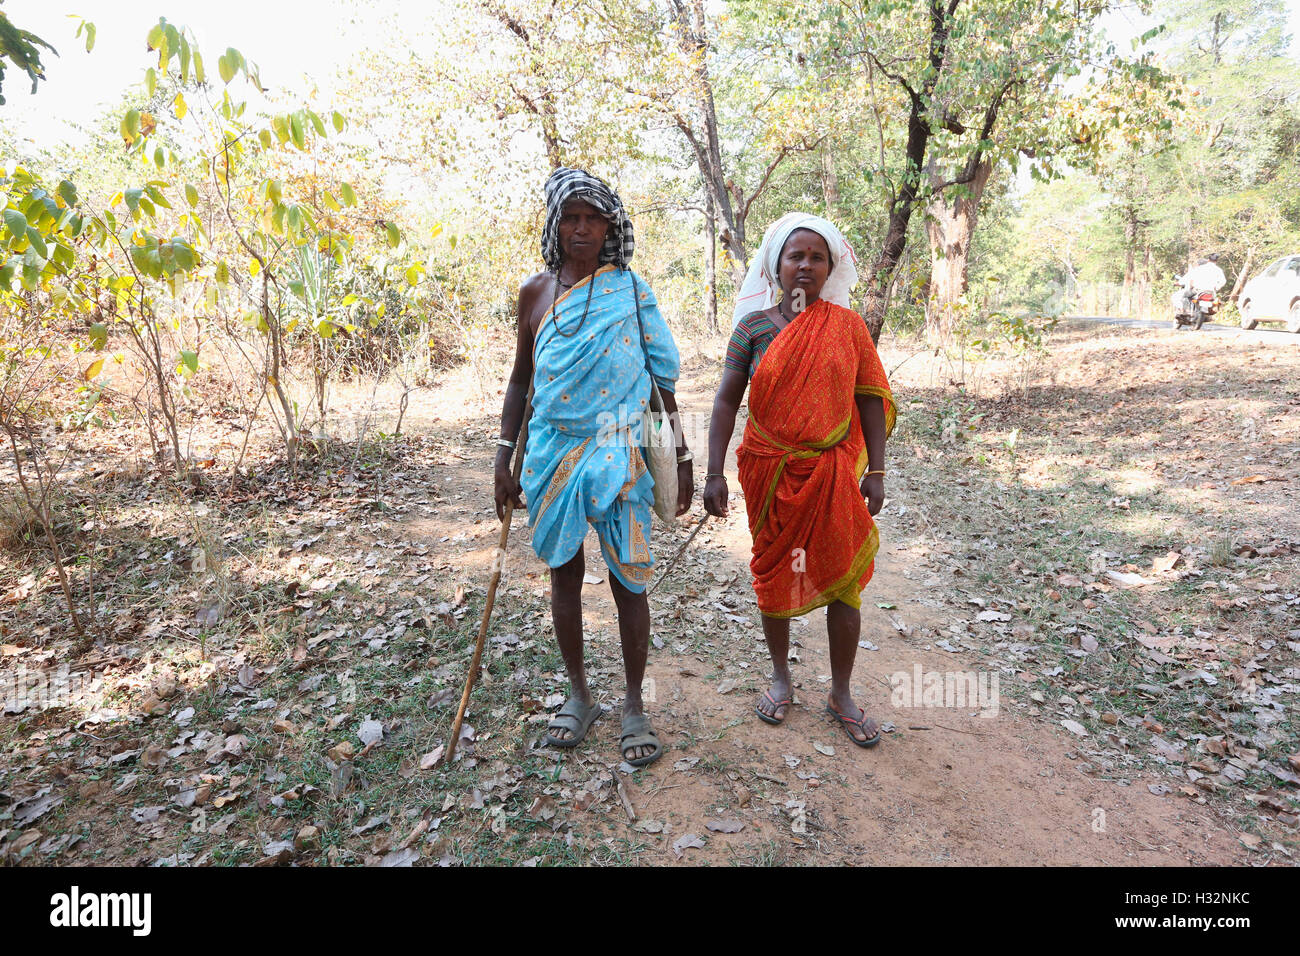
446 388 532 764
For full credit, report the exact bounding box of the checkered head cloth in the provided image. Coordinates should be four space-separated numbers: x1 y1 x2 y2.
541 167 635 271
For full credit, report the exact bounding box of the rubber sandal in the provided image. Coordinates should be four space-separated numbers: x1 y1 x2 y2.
825 702 881 748
619 713 664 768
543 697 602 748
755 689 793 726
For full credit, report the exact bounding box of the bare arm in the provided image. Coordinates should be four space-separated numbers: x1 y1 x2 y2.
856 394 887 516
702 364 748 518
493 280 542 520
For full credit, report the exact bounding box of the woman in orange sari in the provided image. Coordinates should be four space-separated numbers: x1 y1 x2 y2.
704 213 896 746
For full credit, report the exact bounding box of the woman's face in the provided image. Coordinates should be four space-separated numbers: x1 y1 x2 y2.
557 198 610 263
777 229 833 312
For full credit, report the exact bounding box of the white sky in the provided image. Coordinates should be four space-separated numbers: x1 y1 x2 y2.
1 0 433 149
3 0 1298 153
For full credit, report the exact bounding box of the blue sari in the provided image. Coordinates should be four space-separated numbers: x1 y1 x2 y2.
522 265 679 592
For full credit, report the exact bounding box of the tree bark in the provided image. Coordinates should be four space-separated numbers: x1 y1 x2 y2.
923 156 993 341
672 0 748 288
821 146 841 220
1227 247 1253 305
861 0 962 342
1122 205 1138 317
704 186 718 332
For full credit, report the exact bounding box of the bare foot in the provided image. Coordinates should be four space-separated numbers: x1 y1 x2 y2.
827 692 879 744
755 674 793 724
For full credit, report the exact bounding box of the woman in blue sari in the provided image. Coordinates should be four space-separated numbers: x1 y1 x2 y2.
494 168 693 767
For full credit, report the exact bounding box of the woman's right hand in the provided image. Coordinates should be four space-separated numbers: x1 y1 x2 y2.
494 465 525 521
703 474 729 518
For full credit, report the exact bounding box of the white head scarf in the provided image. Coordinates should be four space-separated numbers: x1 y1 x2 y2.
732 212 859 327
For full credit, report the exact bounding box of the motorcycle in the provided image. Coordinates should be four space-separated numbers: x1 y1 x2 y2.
1170 280 1219 330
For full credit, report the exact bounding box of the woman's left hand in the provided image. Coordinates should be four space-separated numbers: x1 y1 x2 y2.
676 459 694 516
860 473 884 516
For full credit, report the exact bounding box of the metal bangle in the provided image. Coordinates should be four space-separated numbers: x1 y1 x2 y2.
865 469 885 478
496 438 516 449
705 472 726 480
676 450 694 464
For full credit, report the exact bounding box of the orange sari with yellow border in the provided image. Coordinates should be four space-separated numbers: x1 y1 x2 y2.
736 300 896 618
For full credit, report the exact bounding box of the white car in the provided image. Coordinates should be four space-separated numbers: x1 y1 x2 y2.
1239 254 1300 332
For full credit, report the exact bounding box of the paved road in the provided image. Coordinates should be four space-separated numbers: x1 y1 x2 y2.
1067 313 1300 346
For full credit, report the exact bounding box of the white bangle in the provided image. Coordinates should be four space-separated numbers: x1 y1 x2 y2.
496 438 516 449
677 450 694 464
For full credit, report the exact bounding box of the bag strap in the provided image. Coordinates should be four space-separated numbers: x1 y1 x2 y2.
629 272 666 414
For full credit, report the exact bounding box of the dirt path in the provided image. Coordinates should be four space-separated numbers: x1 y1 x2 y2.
413 368 1248 866
4 320 1289 867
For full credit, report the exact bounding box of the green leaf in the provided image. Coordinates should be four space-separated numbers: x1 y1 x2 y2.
271 114 289 143
215 260 230 285
258 129 272 149
339 182 357 206
122 109 141 142
332 111 345 133
324 192 340 212
154 146 166 169
192 50 205 83
145 67 157 97
171 241 196 271
266 179 283 204
307 110 327 137
288 279 305 298
3 208 26 240
185 184 199 208
57 180 77 208
289 113 306 150
147 22 164 51
179 349 199 374
386 223 401 248
218 54 235 85
21 259 40 291
0 261 15 291
316 319 335 339
25 226 47 260
81 21 96 53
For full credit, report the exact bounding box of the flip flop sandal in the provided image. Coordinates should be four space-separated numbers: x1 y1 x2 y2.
619 713 664 768
755 690 793 726
543 697 602 748
825 703 882 749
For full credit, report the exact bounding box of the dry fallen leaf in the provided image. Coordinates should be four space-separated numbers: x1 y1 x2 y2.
1152 551 1182 573
672 832 706 858
1060 719 1088 738
357 719 384 747
705 819 745 834
420 746 445 770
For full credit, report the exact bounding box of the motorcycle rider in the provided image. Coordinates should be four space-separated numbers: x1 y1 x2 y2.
1179 252 1227 315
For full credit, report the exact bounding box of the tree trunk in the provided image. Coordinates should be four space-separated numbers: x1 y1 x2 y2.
1228 247 1253 305
1140 244 1152 319
704 187 718 332
673 0 748 289
821 146 841 220
1122 205 1138 317
924 157 993 342
861 0 962 343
